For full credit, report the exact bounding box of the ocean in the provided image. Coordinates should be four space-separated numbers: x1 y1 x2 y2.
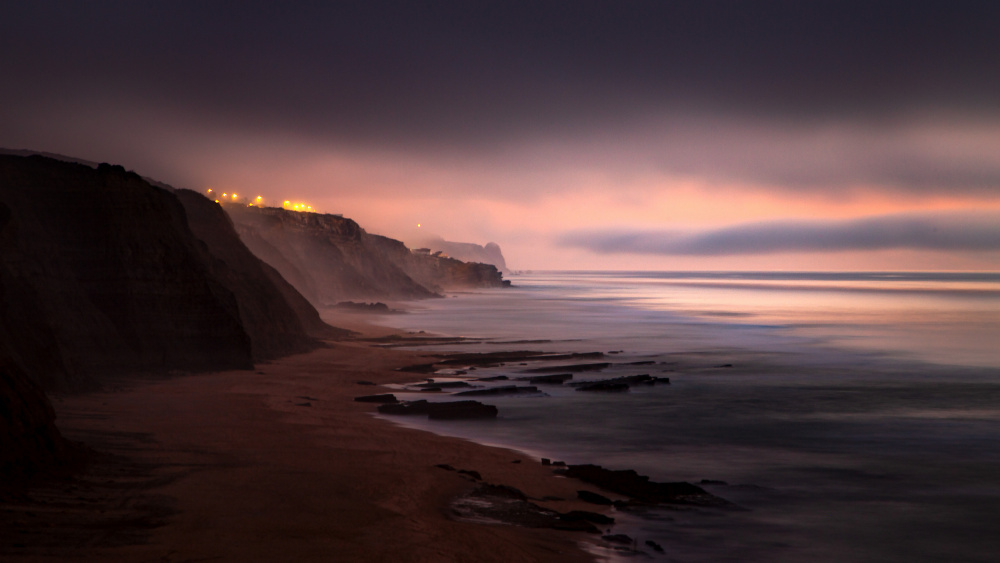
375 271 1000 562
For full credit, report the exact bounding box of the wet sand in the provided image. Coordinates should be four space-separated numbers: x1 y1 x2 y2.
1 316 604 561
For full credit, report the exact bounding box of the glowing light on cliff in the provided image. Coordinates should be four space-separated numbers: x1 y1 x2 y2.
282 200 313 212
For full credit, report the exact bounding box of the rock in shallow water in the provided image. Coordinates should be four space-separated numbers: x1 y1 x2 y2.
377 400 498 420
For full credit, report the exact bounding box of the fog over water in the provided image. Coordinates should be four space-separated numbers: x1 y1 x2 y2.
376 271 1000 562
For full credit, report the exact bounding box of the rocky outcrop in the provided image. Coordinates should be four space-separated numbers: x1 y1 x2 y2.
225 205 507 307
395 247 510 294
413 238 509 273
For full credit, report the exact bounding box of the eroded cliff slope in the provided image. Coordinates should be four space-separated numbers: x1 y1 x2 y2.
226 205 507 306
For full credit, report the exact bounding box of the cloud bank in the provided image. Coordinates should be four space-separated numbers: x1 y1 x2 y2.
559 212 1000 256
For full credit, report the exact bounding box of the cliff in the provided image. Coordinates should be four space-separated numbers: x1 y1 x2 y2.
226 205 507 306
0 154 346 477
173 189 347 355
0 155 333 391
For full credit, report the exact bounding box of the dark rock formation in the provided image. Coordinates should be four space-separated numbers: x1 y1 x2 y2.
575 382 630 392
453 385 542 397
520 373 573 384
560 464 728 506
602 534 634 545
0 156 253 390
224 205 507 306
377 400 499 419
353 394 398 403
569 374 671 390
561 510 615 525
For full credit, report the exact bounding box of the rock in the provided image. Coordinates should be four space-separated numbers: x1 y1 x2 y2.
427 401 499 420
570 374 670 390
435 464 456 471
541 458 551 466
378 400 432 415
563 464 729 506
378 400 499 420
475 375 509 382
575 382 630 392
520 373 573 384
603 534 634 545
453 385 542 397
356 380 377 385
646 540 665 553
521 362 611 374
561 510 615 525
353 394 398 403
412 381 472 389
457 469 482 480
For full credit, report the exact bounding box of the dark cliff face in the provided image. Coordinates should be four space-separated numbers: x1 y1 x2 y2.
226 206 439 305
0 155 254 391
0 154 343 477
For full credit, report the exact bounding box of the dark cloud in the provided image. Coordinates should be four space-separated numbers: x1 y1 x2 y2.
559 212 1000 256
2 1 1000 195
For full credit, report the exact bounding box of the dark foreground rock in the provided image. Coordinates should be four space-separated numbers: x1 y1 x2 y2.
560 464 730 506
377 400 499 420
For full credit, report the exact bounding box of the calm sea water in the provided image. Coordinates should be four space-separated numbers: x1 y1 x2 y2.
375 271 1000 562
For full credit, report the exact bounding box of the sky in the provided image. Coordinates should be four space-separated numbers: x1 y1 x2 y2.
2 1 999 271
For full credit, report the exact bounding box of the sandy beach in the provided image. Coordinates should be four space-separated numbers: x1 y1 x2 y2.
1 315 606 562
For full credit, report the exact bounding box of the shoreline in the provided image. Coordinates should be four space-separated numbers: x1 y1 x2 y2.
1 313 610 562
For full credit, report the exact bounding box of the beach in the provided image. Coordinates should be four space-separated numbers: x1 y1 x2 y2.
1 316 607 562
